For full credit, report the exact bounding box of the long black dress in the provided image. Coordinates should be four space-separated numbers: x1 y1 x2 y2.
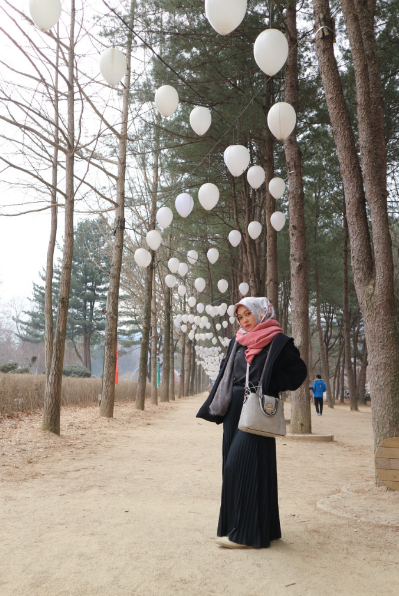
217 340 306 548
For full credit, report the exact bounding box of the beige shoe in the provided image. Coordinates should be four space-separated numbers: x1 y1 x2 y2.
216 536 251 549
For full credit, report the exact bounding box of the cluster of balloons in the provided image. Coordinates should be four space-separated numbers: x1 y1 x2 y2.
195 345 224 381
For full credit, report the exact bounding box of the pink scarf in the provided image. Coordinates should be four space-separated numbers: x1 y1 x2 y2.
236 319 284 364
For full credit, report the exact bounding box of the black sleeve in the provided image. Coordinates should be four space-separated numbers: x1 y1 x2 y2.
270 340 308 392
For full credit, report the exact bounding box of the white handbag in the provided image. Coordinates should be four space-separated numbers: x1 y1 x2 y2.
238 360 286 438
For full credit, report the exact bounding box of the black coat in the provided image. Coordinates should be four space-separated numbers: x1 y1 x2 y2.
196 333 307 425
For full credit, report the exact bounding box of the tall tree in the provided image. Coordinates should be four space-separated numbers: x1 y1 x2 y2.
312 0 399 448
100 0 136 418
284 0 311 433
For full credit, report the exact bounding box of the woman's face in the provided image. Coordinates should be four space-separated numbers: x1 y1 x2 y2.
236 305 257 331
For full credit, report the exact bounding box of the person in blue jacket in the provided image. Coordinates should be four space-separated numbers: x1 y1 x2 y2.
311 374 327 416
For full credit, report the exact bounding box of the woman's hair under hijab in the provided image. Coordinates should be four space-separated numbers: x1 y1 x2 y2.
234 297 276 334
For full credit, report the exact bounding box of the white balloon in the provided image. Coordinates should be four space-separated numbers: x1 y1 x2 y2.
182 314 189 323
190 106 212 136
247 166 265 189
134 248 152 268
217 279 228 294
194 316 201 325
210 307 218 317
196 303 204 314
195 278 206 293
198 183 219 211
146 230 162 251
206 322 211 329
156 207 173 229
201 316 209 327
29 0 61 31
205 304 212 315
168 258 180 273
212 338 217 345
207 248 219 264
181 324 187 333
178 263 188 277
248 221 262 240
165 275 176 288
187 250 198 265
218 303 227 316
188 314 195 324
176 315 183 324
175 193 194 218
269 177 286 199
267 102 297 141
222 321 228 328
174 319 180 328
225 145 250 177
224 146 234 165
228 230 242 247
227 305 236 317
155 85 179 117
216 323 222 331
271 212 286 232
188 330 195 340
205 0 247 35
178 285 187 296
239 282 249 296
99 48 127 86
187 296 197 308
253 29 289 76
229 316 236 324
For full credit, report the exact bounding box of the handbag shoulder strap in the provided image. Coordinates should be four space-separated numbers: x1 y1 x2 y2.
245 345 271 393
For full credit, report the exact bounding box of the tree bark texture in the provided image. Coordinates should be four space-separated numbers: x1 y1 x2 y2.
343 214 358 411
314 194 333 407
136 265 153 410
178 335 185 399
151 266 158 405
169 324 175 401
44 30 59 384
312 0 399 448
100 0 135 418
264 77 279 316
284 0 311 434
160 286 170 402
42 2 75 434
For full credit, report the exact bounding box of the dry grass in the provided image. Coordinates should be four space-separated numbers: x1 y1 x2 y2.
0 373 152 415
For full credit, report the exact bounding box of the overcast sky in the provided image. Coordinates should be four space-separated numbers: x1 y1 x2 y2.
0 0 121 303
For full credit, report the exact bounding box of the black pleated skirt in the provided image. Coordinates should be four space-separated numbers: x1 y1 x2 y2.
217 385 281 548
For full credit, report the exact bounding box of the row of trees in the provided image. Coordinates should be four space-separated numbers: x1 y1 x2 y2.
0 1 398 460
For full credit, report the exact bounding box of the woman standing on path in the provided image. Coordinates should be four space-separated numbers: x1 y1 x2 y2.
196 297 307 549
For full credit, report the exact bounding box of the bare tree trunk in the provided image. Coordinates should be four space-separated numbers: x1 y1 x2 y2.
264 77 279 316
343 213 358 411
44 30 59 384
184 339 192 397
100 0 135 418
42 1 75 434
312 0 399 451
136 265 153 410
178 334 185 399
160 285 170 402
284 0 311 434
169 325 175 401
357 339 368 405
151 267 158 405
314 194 334 407
190 340 196 396
340 343 345 404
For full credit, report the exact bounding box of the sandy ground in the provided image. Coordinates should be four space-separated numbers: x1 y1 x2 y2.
1 395 399 596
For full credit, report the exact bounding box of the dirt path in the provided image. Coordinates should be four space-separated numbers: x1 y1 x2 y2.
1 396 398 596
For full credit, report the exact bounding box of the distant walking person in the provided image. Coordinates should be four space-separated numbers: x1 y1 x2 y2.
312 374 327 416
